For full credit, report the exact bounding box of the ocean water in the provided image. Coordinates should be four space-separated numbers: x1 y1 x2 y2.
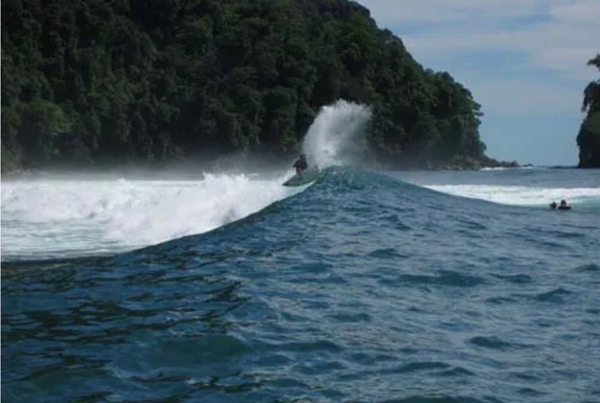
2 102 600 403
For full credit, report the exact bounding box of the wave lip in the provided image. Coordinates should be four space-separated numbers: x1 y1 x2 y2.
302 99 372 169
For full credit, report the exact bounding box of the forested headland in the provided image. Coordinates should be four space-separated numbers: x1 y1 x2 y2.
1 0 516 173
577 54 600 168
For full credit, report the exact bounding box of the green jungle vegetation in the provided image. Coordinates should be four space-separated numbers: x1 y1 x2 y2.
2 0 518 173
577 54 600 168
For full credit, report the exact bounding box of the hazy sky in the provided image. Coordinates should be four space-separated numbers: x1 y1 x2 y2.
357 0 599 166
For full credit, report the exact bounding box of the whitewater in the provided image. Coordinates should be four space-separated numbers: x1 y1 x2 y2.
1 174 298 259
2 100 600 403
1 100 372 261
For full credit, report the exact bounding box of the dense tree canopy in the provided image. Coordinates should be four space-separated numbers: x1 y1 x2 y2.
577 54 600 168
1 0 494 172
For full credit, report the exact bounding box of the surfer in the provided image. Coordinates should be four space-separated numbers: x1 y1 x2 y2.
550 200 572 210
293 154 308 174
558 199 572 210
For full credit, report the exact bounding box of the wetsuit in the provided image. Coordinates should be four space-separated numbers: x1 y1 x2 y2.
293 157 308 173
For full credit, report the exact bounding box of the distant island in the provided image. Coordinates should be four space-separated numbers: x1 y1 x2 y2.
577 54 600 168
2 0 518 173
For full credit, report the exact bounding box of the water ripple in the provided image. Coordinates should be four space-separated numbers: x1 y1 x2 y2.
3 168 599 403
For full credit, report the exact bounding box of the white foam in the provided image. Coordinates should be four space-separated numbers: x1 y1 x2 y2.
1 173 300 260
426 184 600 207
302 99 372 168
1 99 373 260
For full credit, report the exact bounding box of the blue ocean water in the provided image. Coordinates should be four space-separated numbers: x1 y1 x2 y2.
2 166 600 403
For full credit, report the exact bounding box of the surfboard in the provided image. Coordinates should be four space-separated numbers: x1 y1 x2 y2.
283 167 320 187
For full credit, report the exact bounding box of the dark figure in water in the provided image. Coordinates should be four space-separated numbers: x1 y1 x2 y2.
551 200 572 210
558 199 572 210
293 154 308 174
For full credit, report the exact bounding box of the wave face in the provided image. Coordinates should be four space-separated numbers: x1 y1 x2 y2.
3 166 600 403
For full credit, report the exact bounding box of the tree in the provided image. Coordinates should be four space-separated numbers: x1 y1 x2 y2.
577 53 600 168
1 0 491 172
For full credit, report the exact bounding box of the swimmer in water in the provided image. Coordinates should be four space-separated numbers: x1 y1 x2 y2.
557 199 571 210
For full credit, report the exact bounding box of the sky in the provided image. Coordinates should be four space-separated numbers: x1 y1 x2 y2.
357 0 600 166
